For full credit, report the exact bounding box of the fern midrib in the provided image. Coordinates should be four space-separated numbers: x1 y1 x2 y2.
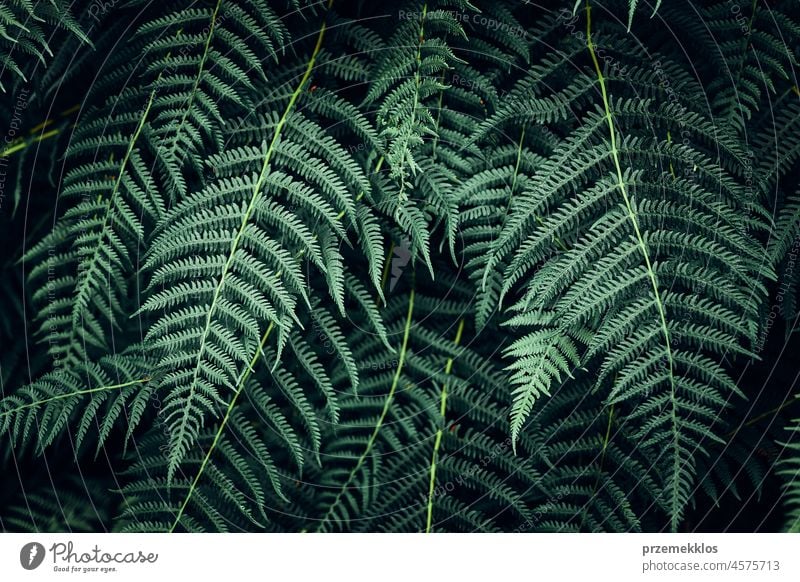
165 0 223 165
492 126 527 239
0 120 64 157
727 0 759 122
168 321 275 532
61 83 159 365
173 0 332 474
586 0 681 530
168 8 383 513
396 3 427 200
428 14 461 166
425 317 464 533
578 403 614 531
315 288 415 531
166 176 372 529
0 377 149 419
483 127 568 291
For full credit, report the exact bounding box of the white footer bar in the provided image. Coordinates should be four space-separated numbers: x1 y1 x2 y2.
1 533 797 581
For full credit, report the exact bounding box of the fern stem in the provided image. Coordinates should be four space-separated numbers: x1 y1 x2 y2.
316 289 415 531
730 0 759 110
0 129 60 157
586 0 680 530
496 126 526 231
380 240 396 291
168 322 275 532
0 104 79 158
425 318 465 533
166 171 335 528
59 83 159 367
167 0 336 512
169 0 333 480
0 378 149 418
395 3 427 201
579 404 614 530
510 128 566 252
484 127 568 289
726 394 800 439
165 0 224 176
430 44 450 162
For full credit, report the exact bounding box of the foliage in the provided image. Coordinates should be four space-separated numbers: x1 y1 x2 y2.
1 0 799 533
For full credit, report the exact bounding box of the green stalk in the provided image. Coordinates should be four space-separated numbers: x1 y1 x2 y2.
316 289 415 531
166 0 224 169
579 404 614 530
169 0 333 481
0 378 149 419
166 0 334 520
396 3 428 201
169 322 274 532
425 318 464 533
586 0 679 530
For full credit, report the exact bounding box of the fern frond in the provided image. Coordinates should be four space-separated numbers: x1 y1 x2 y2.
0 0 88 92
138 7 385 481
1 475 110 532
0 353 151 455
474 8 773 529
